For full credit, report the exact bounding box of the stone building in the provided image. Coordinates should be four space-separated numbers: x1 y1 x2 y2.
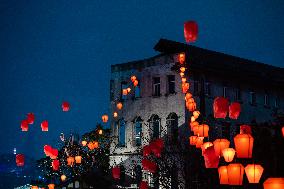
109 39 284 188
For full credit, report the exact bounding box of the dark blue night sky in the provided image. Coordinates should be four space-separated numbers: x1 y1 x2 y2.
1 0 284 159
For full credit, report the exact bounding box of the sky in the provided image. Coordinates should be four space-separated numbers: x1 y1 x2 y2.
0 0 284 159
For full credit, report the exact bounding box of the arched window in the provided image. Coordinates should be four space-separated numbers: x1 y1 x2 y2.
166 113 178 144
149 115 160 140
133 117 142 146
118 119 126 147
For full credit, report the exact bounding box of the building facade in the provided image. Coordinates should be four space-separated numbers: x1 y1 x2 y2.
109 39 284 188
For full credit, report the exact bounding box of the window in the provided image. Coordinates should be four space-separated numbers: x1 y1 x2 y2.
250 91 256 105
121 82 128 100
275 96 280 108
235 88 241 101
118 119 126 147
167 75 175 94
264 93 269 106
166 113 178 144
134 117 142 146
153 77 160 96
193 81 199 95
149 115 160 140
223 86 227 98
205 82 211 96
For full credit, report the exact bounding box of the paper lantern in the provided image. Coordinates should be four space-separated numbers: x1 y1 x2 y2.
44 145 58 159
178 53 185 64
186 101 196 112
240 125 252 134
67 157 75 166
142 159 157 173
180 72 184 77
196 124 209 137
88 141 99 150
213 139 230 157
192 125 199 135
201 142 213 154
112 167 120 179
16 154 25 166
52 159 60 171
102 115 108 123
48 184 55 189
81 140 87 146
213 97 229 119
41 120 48 131
61 174 66 181
184 21 198 43
193 111 200 119
222 148 235 163
62 102 70 111
227 163 244 185
140 181 148 189
195 137 204 148
50 148 58 159
245 164 264 183
134 80 139 87
180 67 186 73
98 129 103 135
191 116 196 122
203 146 219 168
117 102 123 110
21 120 29 131
127 87 131 93
27 113 35 124
189 136 198 145
113 112 118 118
218 166 229 184
185 93 193 101
234 134 254 158
182 83 190 94
190 121 199 130
181 77 187 83
143 145 151 156
263 178 284 189
122 89 128 95
75 155 82 164
229 102 241 119
31 186 38 189
282 127 284 137
131 75 137 82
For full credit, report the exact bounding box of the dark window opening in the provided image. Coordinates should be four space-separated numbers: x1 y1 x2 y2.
223 87 227 98
264 94 269 106
235 88 241 101
166 113 178 144
149 115 160 140
193 81 199 95
168 75 175 94
250 91 256 105
118 119 126 147
153 77 160 96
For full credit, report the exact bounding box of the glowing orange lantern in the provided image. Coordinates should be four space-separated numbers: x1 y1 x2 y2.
196 124 209 137
182 83 190 93
81 140 87 146
180 67 186 73
48 184 55 189
192 124 199 135
184 21 198 43
117 102 123 110
178 53 186 64
41 120 48 131
191 116 196 122
229 102 241 119
203 146 219 168
263 178 284 189
282 127 284 137
201 142 213 155
62 101 70 111
190 121 199 130
122 89 128 95
67 156 75 166
186 101 196 112
102 115 108 123
222 148 235 162
213 97 229 119
112 166 120 179
180 72 184 77
88 141 99 150
195 137 204 148
52 159 59 171
113 112 118 118
227 163 244 185
245 164 264 183
133 80 139 87
27 113 35 124
189 136 198 145
213 139 230 157
21 120 29 131
181 77 187 83
131 75 137 82
240 125 252 134
193 111 200 119
185 93 192 101
75 155 82 164
61 174 66 181
31 186 38 189
218 166 229 184
98 129 103 135
16 154 25 166
234 134 254 158
127 87 131 93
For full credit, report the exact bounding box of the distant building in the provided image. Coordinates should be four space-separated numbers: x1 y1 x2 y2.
109 39 284 188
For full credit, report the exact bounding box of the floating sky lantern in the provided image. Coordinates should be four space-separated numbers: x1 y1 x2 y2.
195 137 204 148
178 53 186 64
263 178 284 189
229 102 241 119
191 116 196 122
131 76 137 83
222 148 235 163
193 111 200 119
213 97 229 119
81 140 87 146
75 155 82 164
186 100 196 112
234 134 254 158
52 159 60 171
48 184 55 189
181 77 187 83
61 174 67 182
282 127 284 137
182 83 190 94
117 102 123 110
245 164 264 184
31 186 38 189
196 124 209 137
218 166 229 185
62 102 70 112
21 120 29 131
122 89 128 96
227 163 244 186
88 141 99 150
180 72 184 77
112 167 121 179
203 146 219 168
184 21 198 43
44 145 58 159
98 129 103 135
113 112 118 118
201 142 213 155
27 113 35 124
67 156 75 166
185 93 192 101
16 154 24 166
189 136 198 145
41 120 48 131
213 139 230 157
133 80 139 87
102 114 108 123
180 67 186 73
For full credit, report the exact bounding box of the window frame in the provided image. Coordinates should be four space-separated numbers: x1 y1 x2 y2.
167 75 176 94
133 120 142 147
249 91 257 105
153 77 161 97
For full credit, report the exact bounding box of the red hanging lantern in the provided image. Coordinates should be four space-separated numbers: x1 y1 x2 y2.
52 159 60 171
184 21 198 43
195 137 204 148
122 89 128 96
240 125 252 134
218 166 229 185
41 120 48 131
140 181 148 189
189 136 198 145
143 145 151 156
201 142 213 155
62 102 70 112
44 145 53 157
75 155 82 164
213 97 229 119
222 148 235 163
178 53 185 64
133 80 139 87
213 139 230 157
112 167 120 179
117 102 123 110
50 148 58 159
185 93 193 101
203 146 219 168
229 102 241 119
245 164 264 184
21 120 29 131
263 178 284 189
131 75 137 82
234 134 254 158
196 124 209 137
16 154 25 166
282 127 284 137
27 113 35 124
142 159 157 173
182 83 190 94
186 101 196 112
227 163 244 185
102 115 108 123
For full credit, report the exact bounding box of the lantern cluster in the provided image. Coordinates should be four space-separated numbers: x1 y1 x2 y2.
44 145 58 159
213 97 241 119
